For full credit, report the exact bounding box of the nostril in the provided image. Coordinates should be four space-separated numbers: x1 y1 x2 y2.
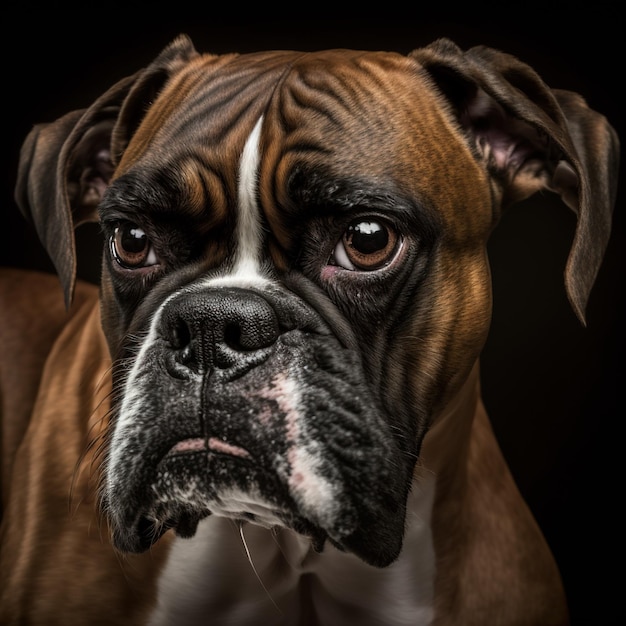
171 318 192 350
223 320 274 351
224 322 242 350
220 303 279 351
163 316 198 376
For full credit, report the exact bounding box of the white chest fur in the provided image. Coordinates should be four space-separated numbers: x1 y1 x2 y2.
148 474 435 626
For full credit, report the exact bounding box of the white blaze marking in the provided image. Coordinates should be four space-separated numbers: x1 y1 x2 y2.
200 115 269 290
230 115 265 279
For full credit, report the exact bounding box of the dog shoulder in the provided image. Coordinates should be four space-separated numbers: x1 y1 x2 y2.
0 268 99 493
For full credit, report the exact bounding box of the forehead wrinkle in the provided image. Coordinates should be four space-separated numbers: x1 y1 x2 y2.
148 51 308 152
254 56 369 255
174 155 231 234
258 51 487 246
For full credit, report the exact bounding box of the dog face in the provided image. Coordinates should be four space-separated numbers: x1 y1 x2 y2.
15 36 618 568
101 47 489 567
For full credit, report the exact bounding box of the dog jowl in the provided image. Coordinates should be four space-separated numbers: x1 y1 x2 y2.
11 33 618 623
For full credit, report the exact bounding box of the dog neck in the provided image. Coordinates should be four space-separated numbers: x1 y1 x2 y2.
148 453 442 625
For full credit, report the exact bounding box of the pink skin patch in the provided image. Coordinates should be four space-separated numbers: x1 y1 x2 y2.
170 438 206 453
245 373 307 487
320 265 341 281
169 437 250 459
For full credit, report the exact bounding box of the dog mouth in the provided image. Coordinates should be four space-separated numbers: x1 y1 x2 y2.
105 331 414 568
109 436 335 556
107 423 412 568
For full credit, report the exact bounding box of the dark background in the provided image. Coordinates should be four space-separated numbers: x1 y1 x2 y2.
2 10 623 625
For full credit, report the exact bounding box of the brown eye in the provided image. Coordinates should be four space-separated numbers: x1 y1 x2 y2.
332 219 400 271
110 223 158 269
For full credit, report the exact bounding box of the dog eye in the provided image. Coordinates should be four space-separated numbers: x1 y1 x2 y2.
331 219 401 271
110 223 158 269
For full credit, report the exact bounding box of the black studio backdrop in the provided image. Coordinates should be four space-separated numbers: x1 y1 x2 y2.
2 11 624 625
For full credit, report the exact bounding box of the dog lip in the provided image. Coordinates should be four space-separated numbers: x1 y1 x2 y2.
113 514 173 553
126 511 205 552
168 436 251 459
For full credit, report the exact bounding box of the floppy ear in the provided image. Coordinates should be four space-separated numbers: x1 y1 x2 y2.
410 38 620 324
14 34 199 308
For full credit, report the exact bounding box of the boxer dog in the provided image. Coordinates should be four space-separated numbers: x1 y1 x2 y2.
0 34 619 625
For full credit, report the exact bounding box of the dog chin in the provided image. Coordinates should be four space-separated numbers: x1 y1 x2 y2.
113 508 403 570
107 447 406 568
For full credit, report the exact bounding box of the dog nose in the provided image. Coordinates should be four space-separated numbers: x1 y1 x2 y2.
160 288 280 373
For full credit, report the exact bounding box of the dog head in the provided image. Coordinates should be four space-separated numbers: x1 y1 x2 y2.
15 35 618 567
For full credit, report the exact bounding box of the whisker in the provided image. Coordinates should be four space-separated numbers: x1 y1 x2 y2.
238 521 282 615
